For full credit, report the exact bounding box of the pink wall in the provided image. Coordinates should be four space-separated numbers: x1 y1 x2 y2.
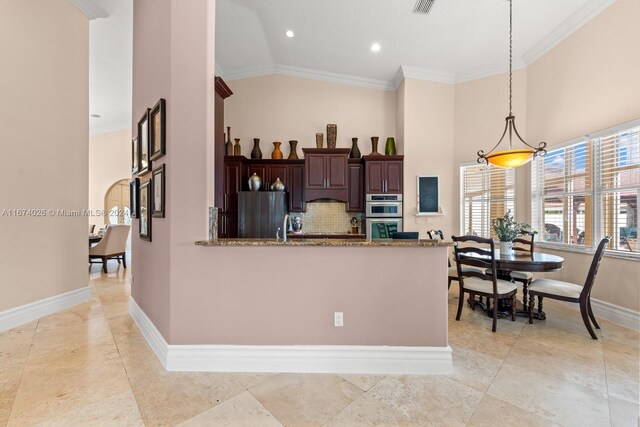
0 0 89 312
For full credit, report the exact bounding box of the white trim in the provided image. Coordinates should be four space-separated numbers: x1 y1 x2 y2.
0 286 92 333
400 66 455 85
90 121 131 136
67 0 108 20
522 0 616 66
560 298 640 332
454 58 526 84
129 297 452 374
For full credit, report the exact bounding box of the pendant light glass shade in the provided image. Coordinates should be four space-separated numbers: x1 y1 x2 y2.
476 1 547 168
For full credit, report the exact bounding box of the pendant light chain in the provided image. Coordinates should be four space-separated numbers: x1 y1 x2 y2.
509 0 513 116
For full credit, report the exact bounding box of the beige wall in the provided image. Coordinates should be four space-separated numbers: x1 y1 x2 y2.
401 79 456 237
525 0 640 311
89 130 132 228
225 74 396 158
0 0 89 312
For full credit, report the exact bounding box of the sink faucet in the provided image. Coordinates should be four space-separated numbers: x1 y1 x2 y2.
281 214 291 242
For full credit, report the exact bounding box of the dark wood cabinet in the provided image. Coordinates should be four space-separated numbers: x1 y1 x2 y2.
347 161 363 212
223 157 243 213
303 148 350 202
364 156 404 194
289 164 305 212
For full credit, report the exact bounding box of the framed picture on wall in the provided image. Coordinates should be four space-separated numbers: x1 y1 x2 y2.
138 108 151 175
416 175 442 215
139 180 152 241
152 164 165 218
131 137 139 174
129 178 139 219
150 98 166 161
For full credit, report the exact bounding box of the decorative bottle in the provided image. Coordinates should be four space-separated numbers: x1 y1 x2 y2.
248 173 262 191
251 138 262 159
272 142 283 159
288 140 299 160
370 136 381 155
233 138 241 156
226 126 233 156
350 137 361 159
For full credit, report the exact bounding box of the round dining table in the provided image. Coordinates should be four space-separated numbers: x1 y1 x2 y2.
459 250 565 319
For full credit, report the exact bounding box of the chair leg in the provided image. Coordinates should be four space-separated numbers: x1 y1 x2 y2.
122 254 127 269
522 279 529 309
491 297 498 332
455 285 464 321
469 292 476 310
580 300 598 339
528 296 535 324
511 293 516 321
537 296 544 315
102 257 108 274
587 296 600 329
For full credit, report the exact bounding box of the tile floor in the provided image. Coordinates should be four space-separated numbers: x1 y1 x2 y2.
0 261 638 426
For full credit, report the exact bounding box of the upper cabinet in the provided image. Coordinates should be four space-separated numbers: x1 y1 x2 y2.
303 148 350 203
364 155 404 194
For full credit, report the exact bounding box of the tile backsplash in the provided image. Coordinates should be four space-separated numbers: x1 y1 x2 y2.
292 201 364 234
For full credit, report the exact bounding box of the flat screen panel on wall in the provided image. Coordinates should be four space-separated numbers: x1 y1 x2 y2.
417 176 441 215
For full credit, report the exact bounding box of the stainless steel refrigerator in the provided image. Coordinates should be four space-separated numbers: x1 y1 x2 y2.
238 192 288 238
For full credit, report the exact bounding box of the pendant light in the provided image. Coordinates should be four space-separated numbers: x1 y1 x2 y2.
477 0 546 168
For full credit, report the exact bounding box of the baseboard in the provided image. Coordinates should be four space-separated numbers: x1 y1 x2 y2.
129 297 452 374
591 299 639 331
0 286 92 333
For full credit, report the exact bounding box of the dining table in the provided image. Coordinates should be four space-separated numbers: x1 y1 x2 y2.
459 249 564 319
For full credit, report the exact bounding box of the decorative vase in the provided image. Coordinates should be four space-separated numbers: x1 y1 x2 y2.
226 126 233 156
272 141 283 159
350 137 361 159
315 133 324 148
288 140 299 160
385 137 397 155
248 173 262 191
327 124 337 149
233 138 241 156
208 207 218 241
292 217 303 233
270 177 285 191
251 138 262 159
370 136 382 155
499 241 513 255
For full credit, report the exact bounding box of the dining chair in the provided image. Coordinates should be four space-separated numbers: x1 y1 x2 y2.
452 235 517 332
89 224 131 273
428 229 484 290
528 236 611 339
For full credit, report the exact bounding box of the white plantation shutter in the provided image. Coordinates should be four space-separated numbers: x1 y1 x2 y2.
460 164 515 238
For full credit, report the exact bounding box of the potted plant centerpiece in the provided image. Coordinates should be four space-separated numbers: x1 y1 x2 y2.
492 210 533 254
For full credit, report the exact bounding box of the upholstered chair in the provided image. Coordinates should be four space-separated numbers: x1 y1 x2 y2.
89 224 130 273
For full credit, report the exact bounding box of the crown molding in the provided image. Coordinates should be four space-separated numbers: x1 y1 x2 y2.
522 0 616 65
399 65 455 85
67 0 108 20
214 62 225 78
90 121 131 136
454 57 527 84
224 63 395 92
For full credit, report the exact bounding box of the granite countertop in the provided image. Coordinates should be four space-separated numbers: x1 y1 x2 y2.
195 238 453 247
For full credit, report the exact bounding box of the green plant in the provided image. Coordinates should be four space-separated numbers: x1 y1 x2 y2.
492 210 534 242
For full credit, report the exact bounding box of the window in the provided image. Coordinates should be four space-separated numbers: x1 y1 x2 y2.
532 121 640 255
460 163 515 238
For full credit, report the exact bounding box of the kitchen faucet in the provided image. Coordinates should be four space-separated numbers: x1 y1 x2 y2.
277 214 292 242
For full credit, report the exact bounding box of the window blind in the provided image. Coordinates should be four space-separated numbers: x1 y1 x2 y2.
460 164 515 238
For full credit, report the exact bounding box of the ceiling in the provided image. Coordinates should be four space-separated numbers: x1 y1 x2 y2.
82 0 614 134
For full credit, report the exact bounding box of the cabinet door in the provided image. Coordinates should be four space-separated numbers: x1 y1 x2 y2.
347 163 363 212
365 161 384 194
224 161 242 212
385 161 403 194
246 165 268 191
268 164 289 191
305 154 326 189
326 154 348 189
289 164 305 212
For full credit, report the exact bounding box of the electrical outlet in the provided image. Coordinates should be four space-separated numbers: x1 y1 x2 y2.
334 312 344 327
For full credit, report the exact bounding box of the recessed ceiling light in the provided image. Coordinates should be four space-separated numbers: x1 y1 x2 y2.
370 43 381 52
285 30 294 38
90 114 101 118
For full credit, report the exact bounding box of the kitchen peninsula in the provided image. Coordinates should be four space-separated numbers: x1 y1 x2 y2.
140 236 456 375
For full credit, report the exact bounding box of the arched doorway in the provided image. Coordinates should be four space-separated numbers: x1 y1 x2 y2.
104 179 131 225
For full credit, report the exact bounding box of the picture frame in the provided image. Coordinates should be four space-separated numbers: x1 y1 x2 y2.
416 175 442 215
149 98 166 161
131 137 139 174
138 108 151 175
129 178 139 219
139 180 152 241
152 164 165 218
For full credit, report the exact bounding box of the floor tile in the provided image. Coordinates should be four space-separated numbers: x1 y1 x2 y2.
603 340 640 405
325 393 421 427
249 373 362 427
338 374 385 392
609 395 640 427
178 390 283 427
467 394 560 427
446 344 503 393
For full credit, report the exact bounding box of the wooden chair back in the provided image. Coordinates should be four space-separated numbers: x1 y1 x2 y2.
580 236 611 300
512 231 535 255
427 230 444 240
452 235 499 294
